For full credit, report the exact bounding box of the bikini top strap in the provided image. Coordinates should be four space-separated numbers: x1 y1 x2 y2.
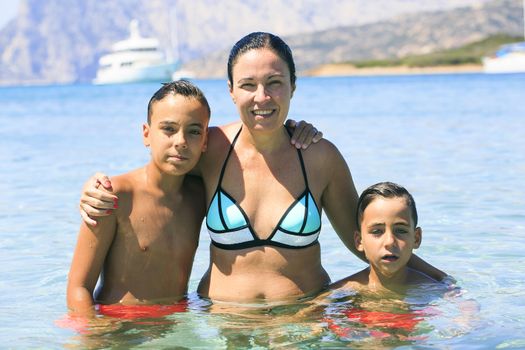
217 126 243 186
296 145 310 189
284 126 310 189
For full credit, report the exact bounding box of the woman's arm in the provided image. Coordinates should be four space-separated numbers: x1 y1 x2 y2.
67 204 117 315
407 254 447 281
320 142 366 261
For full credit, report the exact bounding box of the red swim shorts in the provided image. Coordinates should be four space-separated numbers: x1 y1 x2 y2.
97 300 188 320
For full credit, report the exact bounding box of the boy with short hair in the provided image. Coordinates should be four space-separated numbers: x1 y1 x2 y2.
322 183 478 339
67 80 210 316
332 181 437 293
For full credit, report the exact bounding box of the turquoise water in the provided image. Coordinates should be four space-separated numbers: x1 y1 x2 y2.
1 73 524 348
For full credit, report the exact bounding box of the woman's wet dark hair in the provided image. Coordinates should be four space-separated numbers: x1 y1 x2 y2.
147 79 211 124
356 182 418 230
227 32 296 89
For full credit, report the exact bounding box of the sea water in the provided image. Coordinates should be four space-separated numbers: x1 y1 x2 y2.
0 73 524 348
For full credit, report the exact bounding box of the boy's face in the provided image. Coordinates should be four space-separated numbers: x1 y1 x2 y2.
355 197 422 279
143 94 208 176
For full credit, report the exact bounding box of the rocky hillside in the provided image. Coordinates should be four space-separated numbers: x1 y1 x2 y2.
184 0 524 78
291 0 523 69
0 0 521 85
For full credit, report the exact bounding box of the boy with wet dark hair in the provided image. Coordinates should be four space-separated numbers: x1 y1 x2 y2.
333 182 438 293
67 80 209 317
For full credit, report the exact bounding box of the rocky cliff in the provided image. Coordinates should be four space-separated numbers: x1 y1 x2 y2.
184 0 524 78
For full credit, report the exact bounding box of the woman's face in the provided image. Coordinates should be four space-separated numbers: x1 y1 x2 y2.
229 48 295 133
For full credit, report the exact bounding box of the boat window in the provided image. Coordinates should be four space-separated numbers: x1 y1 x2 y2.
131 48 158 52
121 62 133 67
114 48 158 53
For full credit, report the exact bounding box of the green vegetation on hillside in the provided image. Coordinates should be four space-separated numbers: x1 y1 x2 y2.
347 34 524 68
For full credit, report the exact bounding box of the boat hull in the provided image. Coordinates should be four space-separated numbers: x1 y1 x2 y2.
93 62 179 85
483 54 525 74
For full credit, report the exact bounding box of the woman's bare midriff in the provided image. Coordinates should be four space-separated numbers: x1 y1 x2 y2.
198 243 330 302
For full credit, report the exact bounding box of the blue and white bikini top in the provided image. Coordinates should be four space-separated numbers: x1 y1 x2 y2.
206 126 322 250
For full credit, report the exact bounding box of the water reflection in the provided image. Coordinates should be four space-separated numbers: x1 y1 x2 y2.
57 280 480 348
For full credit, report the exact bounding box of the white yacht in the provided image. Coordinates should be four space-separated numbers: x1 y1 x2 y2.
483 41 525 74
483 0 525 74
93 20 179 84
172 69 196 80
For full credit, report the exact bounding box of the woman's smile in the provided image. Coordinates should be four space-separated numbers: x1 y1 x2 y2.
252 108 276 120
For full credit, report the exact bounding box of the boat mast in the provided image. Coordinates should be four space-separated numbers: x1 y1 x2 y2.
129 19 141 39
167 2 180 64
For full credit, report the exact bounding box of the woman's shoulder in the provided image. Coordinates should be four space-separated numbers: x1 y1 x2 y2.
206 122 241 150
302 137 347 167
201 122 242 166
208 121 242 140
309 137 340 152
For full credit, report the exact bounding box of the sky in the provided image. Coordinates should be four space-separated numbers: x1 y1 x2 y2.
0 1 20 29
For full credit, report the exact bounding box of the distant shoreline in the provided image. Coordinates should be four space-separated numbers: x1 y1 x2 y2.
0 64 487 87
303 63 483 77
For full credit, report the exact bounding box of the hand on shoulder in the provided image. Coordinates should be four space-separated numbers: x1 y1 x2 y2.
79 172 118 226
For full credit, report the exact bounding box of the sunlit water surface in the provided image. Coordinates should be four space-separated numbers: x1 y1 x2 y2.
0 73 524 348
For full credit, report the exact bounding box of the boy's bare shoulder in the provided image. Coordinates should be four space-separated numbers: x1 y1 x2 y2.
330 268 369 291
108 168 144 194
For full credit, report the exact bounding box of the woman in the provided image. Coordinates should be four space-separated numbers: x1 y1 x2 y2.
80 32 445 302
